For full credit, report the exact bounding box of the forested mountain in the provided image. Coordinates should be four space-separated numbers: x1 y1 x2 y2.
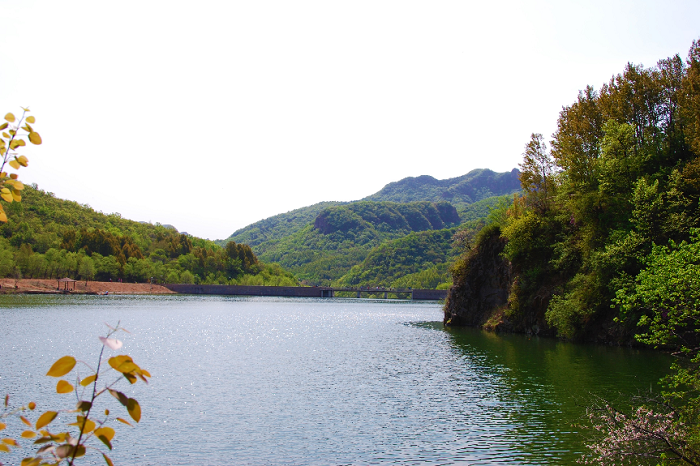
221 169 520 287
363 168 521 217
445 40 700 343
0 185 297 286
224 169 520 248
257 201 461 284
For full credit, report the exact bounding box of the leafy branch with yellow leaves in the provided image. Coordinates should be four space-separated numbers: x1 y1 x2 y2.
0 108 42 223
0 323 150 466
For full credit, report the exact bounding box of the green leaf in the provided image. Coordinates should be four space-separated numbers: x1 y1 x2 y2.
46 356 76 377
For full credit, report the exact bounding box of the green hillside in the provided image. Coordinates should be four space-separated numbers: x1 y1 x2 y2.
220 201 343 249
0 185 297 286
337 229 457 287
258 201 461 283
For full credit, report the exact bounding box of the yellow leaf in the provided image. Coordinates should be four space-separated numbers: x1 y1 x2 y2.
27 402 35 410
0 210 7 222
20 416 32 427
69 416 95 434
11 190 21 202
9 160 20 170
2 438 19 446
0 422 5 431
127 398 141 423
28 132 41 145
1 188 9 194
82 419 96 434
116 417 132 427
124 372 137 384
14 180 25 189
9 173 18 179
1 192 12 202
25 116 35 124
2 132 9 138
103 453 115 466
56 380 74 394
21 458 41 466
47 356 76 377
0 122 7 130
80 374 97 387
0 444 9 452
94 426 115 441
17 155 28 167
141 369 152 378
4 113 15 123
35 411 57 429
21 430 36 438
15 139 25 147
108 355 133 371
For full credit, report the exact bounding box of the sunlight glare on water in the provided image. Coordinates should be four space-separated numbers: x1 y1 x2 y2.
0 295 671 465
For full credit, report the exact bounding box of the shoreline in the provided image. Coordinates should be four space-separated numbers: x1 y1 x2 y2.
0 278 175 295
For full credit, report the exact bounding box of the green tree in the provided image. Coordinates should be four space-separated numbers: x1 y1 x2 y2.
519 133 556 213
79 255 96 285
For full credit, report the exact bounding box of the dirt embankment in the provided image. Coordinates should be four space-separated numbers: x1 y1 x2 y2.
0 278 176 295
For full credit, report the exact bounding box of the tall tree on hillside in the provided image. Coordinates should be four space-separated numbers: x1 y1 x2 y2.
519 133 556 213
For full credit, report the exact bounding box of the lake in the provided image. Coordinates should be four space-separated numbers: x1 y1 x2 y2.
0 295 672 465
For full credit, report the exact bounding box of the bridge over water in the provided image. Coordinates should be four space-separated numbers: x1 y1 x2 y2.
164 284 447 301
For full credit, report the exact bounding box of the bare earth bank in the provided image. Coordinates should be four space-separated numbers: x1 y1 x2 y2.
0 278 175 295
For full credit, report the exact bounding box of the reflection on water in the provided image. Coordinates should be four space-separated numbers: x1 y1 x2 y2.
0 295 671 465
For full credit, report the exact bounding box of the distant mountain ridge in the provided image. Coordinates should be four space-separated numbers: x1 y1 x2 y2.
362 168 521 207
224 168 521 246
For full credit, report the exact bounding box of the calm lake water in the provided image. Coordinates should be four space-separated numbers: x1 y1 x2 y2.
0 295 672 465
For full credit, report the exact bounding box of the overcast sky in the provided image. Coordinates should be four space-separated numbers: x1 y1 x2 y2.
2 1 699 240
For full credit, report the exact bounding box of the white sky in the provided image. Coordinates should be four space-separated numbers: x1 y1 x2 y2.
2 1 699 240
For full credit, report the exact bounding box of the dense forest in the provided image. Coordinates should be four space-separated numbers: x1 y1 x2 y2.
0 186 297 286
444 41 700 464
446 40 700 341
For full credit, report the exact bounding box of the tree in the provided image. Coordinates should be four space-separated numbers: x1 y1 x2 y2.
583 230 700 465
519 133 556 213
79 256 96 285
0 108 42 222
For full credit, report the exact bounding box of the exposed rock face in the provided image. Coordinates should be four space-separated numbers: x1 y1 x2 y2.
444 225 512 328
